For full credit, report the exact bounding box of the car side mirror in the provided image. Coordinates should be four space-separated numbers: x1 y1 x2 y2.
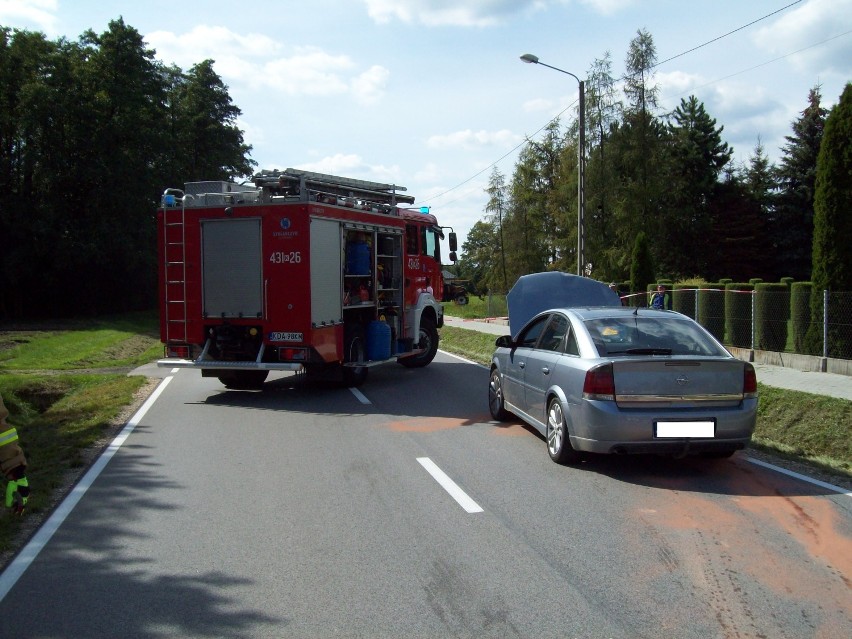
449 232 458 252
495 335 514 348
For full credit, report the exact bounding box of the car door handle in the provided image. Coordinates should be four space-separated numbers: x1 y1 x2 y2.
542 367 550 375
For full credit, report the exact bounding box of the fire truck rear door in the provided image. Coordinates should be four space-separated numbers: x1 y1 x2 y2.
201 218 263 318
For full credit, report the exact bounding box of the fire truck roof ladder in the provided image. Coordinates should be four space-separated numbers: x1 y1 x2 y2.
253 168 416 206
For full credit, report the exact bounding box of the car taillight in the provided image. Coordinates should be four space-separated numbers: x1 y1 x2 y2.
743 363 757 398
583 363 615 401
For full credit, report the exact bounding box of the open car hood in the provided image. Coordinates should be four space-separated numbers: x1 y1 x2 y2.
507 272 621 338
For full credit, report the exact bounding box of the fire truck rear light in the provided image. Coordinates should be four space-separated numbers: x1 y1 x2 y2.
279 347 307 361
168 345 190 358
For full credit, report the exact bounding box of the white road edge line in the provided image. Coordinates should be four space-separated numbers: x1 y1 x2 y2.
417 457 484 514
0 375 175 602
437 349 488 369
746 457 852 497
438 348 851 499
349 387 371 404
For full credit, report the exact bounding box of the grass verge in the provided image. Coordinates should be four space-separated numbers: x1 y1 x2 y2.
0 311 162 553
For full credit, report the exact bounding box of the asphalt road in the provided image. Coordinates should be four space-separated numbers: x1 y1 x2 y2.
0 351 850 638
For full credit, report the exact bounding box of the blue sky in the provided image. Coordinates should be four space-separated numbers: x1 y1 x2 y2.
2 0 850 251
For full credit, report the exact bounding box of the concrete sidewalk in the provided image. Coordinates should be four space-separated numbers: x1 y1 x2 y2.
443 315 852 402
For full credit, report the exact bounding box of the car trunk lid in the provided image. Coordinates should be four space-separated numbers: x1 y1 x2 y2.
612 358 745 408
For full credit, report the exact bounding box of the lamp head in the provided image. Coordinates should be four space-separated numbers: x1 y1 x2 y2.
520 53 539 64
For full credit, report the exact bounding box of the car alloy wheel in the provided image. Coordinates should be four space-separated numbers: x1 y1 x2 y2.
546 398 580 464
489 369 510 421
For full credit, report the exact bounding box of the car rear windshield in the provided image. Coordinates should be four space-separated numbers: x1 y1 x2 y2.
584 316 728 357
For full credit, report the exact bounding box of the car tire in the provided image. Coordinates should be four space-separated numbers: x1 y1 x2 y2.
546 398 581 464
488 368 511 421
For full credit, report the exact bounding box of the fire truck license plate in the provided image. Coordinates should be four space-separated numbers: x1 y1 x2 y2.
269 332 303 342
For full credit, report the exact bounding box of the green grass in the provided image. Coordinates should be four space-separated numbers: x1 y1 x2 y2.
442 295 507 320
437 323 852 479
0 311 162 370
0 311 162 552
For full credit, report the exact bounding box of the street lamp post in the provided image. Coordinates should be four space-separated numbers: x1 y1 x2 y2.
520 53 585 276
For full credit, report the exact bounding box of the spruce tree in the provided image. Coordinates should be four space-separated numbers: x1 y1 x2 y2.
774 87 827 280
663 96 733 276
630 231 655 305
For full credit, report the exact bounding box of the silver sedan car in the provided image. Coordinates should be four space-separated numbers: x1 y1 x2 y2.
488 306 758 464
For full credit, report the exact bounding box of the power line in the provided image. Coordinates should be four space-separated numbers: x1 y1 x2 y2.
662 29 852 104
419 101 577 206
651 0 803 70
424 1 808 206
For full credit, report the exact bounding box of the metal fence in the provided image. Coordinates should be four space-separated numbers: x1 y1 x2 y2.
486 288 852 361
631 288 852 361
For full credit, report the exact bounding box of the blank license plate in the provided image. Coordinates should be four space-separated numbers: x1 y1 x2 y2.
655 421 715 438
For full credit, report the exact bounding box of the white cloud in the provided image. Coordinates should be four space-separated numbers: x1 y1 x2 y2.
522 97 557 113
657 70 705 98
426 129 523 149
146 27 387 102
146 25 281 67
578 0 636 16
753 0 852 75
361 0 638 27
0 0 58 35
297 154 402 184
363 0 545 27
350 65 390 105
257 48 353 96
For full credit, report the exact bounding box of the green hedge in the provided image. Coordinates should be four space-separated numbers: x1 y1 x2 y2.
755 283 789 351
672 284 696 318
725 283 754 348
791 282 813 354
698 285 725 342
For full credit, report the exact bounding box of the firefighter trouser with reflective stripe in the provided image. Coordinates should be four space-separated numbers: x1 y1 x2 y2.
0 393 27 478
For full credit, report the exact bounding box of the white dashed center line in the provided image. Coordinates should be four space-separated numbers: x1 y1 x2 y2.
417 457 484 513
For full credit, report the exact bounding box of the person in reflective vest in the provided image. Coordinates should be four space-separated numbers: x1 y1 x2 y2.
0 392 30 515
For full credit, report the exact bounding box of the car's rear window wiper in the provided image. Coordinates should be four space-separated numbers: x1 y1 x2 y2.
608 348 673 355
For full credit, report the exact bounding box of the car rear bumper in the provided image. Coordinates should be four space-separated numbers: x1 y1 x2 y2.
571 435 750 456
566 397 757 456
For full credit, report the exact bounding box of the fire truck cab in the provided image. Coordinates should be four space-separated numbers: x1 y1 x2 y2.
158 168 456 389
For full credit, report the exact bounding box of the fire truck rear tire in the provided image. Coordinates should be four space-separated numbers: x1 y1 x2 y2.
399 315 438 368
217 370 269 390
342 327 368 386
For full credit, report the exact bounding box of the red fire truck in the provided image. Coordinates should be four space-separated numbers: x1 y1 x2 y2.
157 168 457 389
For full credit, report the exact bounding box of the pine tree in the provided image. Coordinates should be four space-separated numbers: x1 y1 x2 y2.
774 87 827 280
630 231 655 305
662 95 733 276
483 167 508 291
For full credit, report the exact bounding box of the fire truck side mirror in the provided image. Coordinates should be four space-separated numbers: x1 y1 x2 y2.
449 251 458 263
449 232 458 252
